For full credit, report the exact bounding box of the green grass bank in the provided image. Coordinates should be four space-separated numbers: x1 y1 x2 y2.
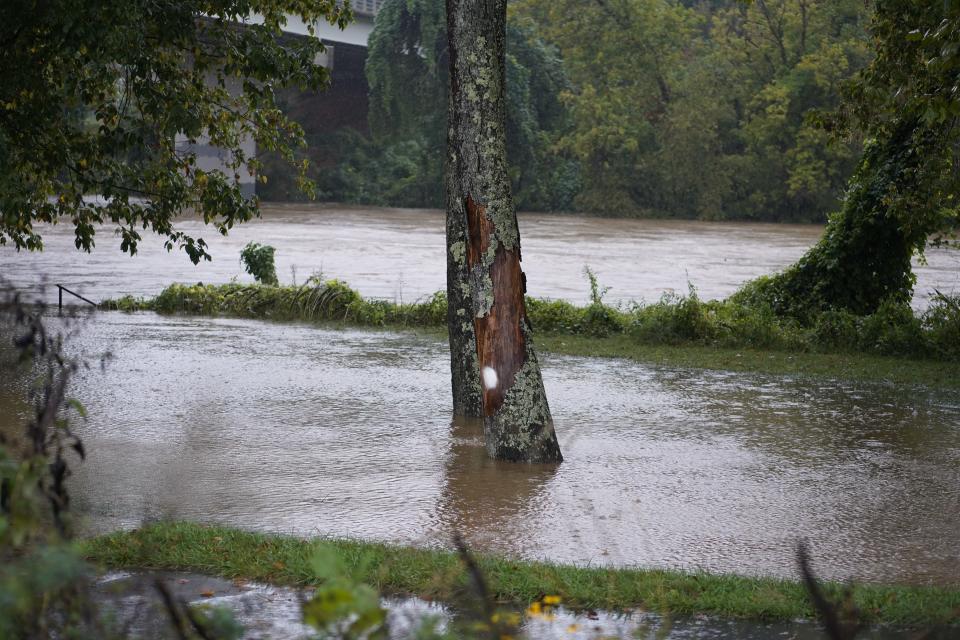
102 280 960 387
83 522 960 626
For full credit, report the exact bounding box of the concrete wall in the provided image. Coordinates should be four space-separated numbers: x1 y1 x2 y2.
177 10 381 199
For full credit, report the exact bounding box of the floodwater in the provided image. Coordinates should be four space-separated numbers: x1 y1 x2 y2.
2 310 957 587
1 205 959 608
1 203 957 307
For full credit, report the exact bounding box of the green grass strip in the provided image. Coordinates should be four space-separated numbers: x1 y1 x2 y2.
82 522 960 626
102 281 960 389
535 333 960 389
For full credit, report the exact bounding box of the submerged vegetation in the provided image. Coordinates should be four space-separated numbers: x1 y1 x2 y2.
103 278 960 365
84 522 960 626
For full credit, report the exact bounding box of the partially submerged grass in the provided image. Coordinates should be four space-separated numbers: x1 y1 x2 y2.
103 280 448 327
82 522 960 626
103 280 960 388
535 333 960 389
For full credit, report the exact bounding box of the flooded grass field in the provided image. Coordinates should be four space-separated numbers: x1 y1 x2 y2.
2 310 956 586
2 206 959 639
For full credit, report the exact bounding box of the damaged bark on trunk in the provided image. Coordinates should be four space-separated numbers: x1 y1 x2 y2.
444 0 562 462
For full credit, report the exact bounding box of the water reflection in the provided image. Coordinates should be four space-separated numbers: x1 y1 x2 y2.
434 416 560 550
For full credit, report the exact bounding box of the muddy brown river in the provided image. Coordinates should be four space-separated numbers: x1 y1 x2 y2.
1 206 959 595
0 203 957 306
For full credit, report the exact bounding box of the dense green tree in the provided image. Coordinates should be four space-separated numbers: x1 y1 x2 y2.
260 0 874 223
364 0 578 212
515 0 701 215
713 0 871 220
0 0 348 262
512 0 871 220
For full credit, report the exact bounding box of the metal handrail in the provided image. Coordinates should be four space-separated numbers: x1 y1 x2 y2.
57 284 97 309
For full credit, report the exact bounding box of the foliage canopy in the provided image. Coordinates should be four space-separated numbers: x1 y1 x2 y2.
358 0 579 212
0 0 349 262
512 0 872 220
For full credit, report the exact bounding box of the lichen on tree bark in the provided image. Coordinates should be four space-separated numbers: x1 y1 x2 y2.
444 0 562 462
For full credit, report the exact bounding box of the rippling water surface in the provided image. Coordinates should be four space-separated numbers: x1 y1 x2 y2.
1 204 957 306
1 206 958 590
3 311 956 586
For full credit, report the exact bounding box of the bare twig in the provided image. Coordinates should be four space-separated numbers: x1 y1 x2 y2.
796 540 863 640
155 579 193 640
453 532 498 640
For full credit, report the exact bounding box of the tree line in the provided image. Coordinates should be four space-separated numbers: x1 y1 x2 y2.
267 0 875 223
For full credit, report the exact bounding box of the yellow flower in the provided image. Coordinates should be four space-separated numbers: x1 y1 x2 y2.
543 595 562 605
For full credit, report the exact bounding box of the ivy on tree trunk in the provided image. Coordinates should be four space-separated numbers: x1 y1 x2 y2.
444 0 562 463
735 119 943 321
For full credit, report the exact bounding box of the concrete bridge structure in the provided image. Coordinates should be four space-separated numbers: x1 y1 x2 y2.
284 1 383 47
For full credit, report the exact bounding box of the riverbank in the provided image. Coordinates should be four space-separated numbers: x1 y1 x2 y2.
83 522 960 626
102 280 960 388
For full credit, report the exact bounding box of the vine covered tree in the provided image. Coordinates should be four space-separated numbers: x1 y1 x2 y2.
0 0 349 262
735 0 960 319
446 0 562 462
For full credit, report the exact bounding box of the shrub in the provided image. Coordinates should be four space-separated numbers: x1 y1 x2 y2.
580 267 624 337
713 300 803 351
857 298 926 357
630 287 716 345
813 309 861 351
526 298 586 333
240 242 279 285
922 292 960 360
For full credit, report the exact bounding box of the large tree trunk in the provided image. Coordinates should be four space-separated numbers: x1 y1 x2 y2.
445 0 562 462
445 175 483 418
